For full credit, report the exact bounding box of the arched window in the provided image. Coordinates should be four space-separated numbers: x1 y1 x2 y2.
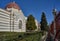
19 20 22 29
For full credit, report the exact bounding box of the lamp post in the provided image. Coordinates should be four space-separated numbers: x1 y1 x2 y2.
52 8 57 40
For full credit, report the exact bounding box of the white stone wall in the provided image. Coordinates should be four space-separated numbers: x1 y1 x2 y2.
0 8 26 32
10 8 26 32
0 8 10 31
35 19 39 31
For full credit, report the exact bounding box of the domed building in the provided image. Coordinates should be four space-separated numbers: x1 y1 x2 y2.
0 2 40 32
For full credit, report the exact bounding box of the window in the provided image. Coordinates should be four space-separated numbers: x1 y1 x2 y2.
19 20 22 29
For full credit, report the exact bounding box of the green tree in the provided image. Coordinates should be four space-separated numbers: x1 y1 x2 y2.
26 15 37 31
40 12 48 31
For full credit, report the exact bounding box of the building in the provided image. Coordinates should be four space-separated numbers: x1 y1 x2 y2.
0 2 40 32
46 10 60 41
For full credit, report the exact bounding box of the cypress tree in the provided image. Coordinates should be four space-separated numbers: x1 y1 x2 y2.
40 12 48 31
26 15 37 31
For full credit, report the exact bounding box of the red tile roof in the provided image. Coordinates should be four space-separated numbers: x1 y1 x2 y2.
5 2 20 10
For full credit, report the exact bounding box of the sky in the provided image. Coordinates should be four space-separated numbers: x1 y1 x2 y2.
0 0 60 24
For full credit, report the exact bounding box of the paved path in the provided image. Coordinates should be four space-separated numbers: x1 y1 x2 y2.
41 32 48 41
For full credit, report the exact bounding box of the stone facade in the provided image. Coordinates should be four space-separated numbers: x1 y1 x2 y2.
0 8 26 32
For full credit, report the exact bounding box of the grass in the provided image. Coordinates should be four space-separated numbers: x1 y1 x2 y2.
0 32 42 41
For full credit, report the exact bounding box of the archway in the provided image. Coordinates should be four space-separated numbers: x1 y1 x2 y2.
19 20 22 29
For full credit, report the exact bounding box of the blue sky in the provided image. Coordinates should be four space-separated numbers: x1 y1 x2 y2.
0 0 60 24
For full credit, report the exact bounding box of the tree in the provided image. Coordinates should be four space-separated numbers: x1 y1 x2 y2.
40 12 48 31
26 15 37 31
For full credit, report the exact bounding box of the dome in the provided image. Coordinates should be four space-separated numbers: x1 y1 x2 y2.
5 2 20 10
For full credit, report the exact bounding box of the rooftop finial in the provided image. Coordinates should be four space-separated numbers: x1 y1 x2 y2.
13 1 15 3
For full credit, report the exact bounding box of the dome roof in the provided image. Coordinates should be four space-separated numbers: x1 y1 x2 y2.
5 2 20 10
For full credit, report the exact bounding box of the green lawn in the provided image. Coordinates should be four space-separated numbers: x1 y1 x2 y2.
0 32 42 41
